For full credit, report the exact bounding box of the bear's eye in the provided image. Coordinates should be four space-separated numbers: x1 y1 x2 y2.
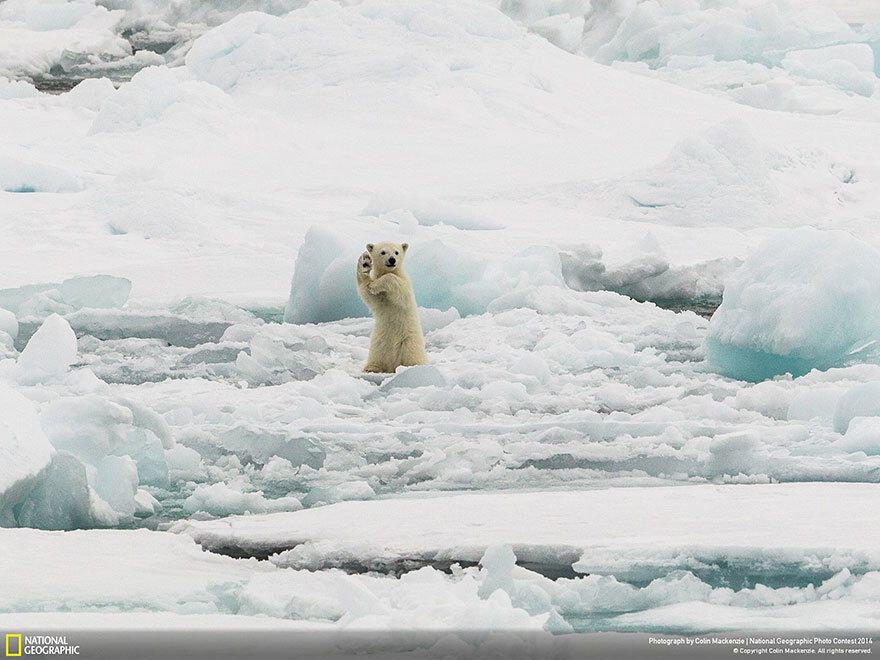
395 251 399 255
380 251 386 256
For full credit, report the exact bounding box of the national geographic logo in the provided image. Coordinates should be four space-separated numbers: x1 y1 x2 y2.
4 634 80 656
4 635 20 658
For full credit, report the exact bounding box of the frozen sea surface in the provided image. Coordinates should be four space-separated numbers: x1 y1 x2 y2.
174 484 880 585
3 287 880 529
3 0 880 642
5 487 880 639
7 286 870 530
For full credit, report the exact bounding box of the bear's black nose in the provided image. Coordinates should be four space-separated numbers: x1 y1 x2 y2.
387 257 396 266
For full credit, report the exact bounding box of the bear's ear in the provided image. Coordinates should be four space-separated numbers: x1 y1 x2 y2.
366 243 374 253
401 243 409 252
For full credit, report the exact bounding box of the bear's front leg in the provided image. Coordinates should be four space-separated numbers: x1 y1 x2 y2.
357 251 373 284
368 274 398 296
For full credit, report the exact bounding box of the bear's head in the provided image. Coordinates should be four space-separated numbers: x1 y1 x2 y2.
367 242 408 275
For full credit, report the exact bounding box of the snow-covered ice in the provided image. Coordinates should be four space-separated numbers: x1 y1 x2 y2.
3 0 880 642
0 527 549 637
174 484 880 580
496 0 880 115
6 487 880 637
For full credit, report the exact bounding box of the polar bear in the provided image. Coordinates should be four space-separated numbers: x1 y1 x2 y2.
356 241 427 373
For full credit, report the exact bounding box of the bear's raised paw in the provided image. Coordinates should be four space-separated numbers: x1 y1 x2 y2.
359 251 372 273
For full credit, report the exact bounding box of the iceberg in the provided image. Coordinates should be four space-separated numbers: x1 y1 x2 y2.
833 381 880 434
37 393 178 524
14 313 78 385
782 44 876 97
0 275 132 318
0 155 84 194
184 481 302 516
706 227 880 381
494 0 878 114
14 452 93 530
0 384 54 525
283 227 564 324
0 308 17 356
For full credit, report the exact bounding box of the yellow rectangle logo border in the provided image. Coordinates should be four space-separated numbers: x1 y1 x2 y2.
5 633 22 657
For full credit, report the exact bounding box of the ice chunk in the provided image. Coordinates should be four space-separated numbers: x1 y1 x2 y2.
0 283 55 316
184 482 302 516
284 227 359 324
113 396 174 450
787 387 844 423
478 545 518 600
40 396 133 463
782 44 876 97
166 444 207 482
615 120 791 228
0 0 130 80
17 289 71 319
46 308 232 347
58 275 132 310
401 239 499 316
419 307 460 333
833 381 880 434
497 0 870 113
302 480 375 507
169 297 259 325
93 455 139 517
0 76 41 100
216 426 325 469
260 456 299 483
561 245 737 303
184 11 287 90
284 227 565 323
235 333 323 385
706 228 880 382
90 65 229 134
487 285 626 316
587 1 853 67
380 365 448 390
0 332 14 358
0 275 131 319
185 3 520 90
234 350 273 385
16 453 93 530
37 392 175 525
0 155 84 193
562 246 668 291
134 488 161 517
707 431 764 476
113 428 170 487
733 382 791 420
59 49 165 81
837 417 880 455
15 314 78 384
362 193 504 230
58 78 117 111
0 384 54 524
0 308 17 340
529 14 585 54
511 353 552 382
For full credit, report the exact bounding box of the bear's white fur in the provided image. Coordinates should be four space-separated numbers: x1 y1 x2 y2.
357 241 427 373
